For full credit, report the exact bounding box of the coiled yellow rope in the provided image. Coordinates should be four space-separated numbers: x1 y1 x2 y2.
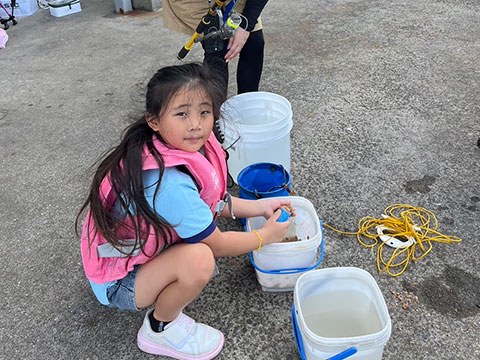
323 204 462 277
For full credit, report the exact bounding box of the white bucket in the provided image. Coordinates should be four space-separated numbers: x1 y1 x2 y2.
246 196 324 292
293 268 392 360
219 92 293 183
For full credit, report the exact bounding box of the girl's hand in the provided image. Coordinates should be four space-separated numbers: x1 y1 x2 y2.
261 199 296 219
258 209 291 246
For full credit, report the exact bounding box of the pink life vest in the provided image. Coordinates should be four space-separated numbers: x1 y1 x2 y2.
81 132 227 283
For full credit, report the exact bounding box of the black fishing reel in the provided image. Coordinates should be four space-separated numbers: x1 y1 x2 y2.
196 11 241 54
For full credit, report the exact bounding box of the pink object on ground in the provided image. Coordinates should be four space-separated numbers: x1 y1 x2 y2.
0 28 8 48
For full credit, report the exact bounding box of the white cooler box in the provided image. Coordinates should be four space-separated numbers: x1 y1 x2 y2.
48 0 81 17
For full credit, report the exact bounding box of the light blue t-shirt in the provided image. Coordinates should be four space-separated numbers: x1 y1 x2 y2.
138 167 216 242
90 167 216 304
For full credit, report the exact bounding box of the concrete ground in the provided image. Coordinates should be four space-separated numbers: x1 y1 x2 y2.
1 0 479 359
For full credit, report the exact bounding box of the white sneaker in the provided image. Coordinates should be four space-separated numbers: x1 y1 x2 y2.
137 309 224 360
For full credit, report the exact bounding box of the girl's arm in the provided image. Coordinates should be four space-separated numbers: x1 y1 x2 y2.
202 209 290 257
220 196 295 220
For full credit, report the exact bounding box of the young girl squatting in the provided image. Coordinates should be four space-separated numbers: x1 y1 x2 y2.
76 63 293 360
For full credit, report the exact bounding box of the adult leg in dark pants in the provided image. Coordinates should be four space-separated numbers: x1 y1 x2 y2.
202 47 229 93
237 30 264 94
202 29 265 94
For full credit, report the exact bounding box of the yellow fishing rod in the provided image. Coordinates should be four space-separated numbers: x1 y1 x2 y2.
177 0 228 60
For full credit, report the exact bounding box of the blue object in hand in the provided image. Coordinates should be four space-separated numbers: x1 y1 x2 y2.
277 208 291 222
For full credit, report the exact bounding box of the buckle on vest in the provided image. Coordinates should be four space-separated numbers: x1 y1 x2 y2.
214 192 235 219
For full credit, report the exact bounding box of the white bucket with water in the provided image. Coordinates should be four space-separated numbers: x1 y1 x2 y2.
246 196 324 292
219 92 293 183
292 268 392 360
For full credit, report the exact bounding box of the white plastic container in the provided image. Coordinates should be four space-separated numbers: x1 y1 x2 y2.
246 196 323 292
293 268 392 360
48 0 81 17
219 92 293 183
0 0 37 17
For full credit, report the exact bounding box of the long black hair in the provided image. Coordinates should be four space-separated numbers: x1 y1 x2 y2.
75 63 226 256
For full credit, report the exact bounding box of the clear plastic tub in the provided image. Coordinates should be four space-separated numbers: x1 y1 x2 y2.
293 268 392 359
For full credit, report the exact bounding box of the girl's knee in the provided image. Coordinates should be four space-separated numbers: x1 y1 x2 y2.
182 243 215 284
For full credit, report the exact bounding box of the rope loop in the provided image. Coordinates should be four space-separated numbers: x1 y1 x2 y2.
323 204 462 277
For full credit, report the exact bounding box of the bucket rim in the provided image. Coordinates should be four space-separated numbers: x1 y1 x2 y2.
221 91 292 104
250 233 324 275
222 121 293 146
221 118 293 144
293 267 392 349
219 91 293 138
247 196 321 252
253 234 321 253
221 112 292 130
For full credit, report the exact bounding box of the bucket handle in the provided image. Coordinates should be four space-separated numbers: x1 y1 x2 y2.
327 348 358 360
249 239 324 274
292 302 306 360
248 221 324 275
292 303 358 360
252 164 293 198
258 183 293 197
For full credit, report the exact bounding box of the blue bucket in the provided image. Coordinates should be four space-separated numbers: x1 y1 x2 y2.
237 162 291 200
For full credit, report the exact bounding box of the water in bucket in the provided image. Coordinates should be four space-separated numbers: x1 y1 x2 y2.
219 92 293 183
301 291 383 338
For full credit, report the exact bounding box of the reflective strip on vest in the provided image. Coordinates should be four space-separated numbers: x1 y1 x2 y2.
97 239 143 258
